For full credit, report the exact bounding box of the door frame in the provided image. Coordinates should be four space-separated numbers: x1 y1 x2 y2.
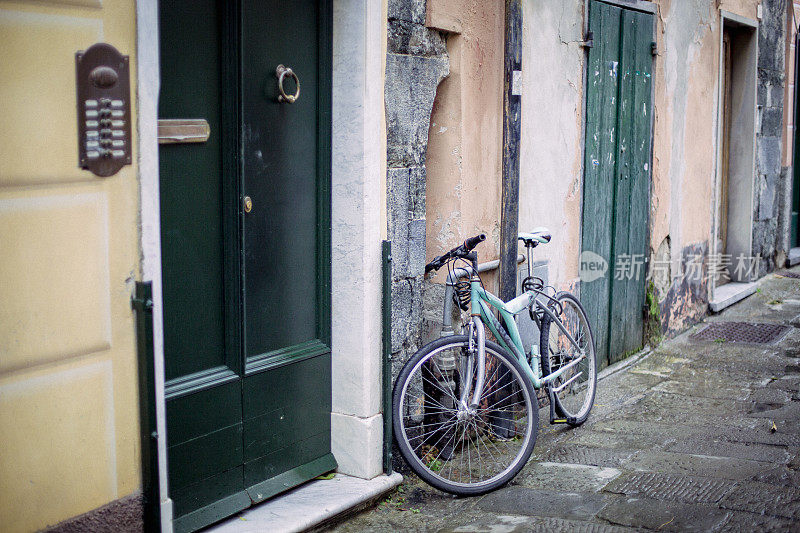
136 2 388 531
711 10 758 296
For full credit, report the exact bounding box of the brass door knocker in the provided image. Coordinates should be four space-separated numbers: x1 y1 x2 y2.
276 64 300 103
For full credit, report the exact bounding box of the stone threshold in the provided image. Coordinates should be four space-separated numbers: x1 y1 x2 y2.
709 281 758 312
789 247 800 266
205 472 402 533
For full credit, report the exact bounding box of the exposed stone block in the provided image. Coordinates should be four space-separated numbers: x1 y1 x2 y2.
388 19 446 57
758 172 777 221
388 0 426 24
386 53 449 167
760 106 783 137
757 136 782 176
408 218 426 278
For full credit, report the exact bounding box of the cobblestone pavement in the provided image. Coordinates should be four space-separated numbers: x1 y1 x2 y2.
327 268 800 532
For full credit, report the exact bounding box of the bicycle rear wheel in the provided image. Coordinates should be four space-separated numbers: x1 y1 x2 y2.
393 336 538 496
540 291 596 425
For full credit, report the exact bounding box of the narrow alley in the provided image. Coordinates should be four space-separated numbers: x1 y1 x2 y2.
329 268 800 532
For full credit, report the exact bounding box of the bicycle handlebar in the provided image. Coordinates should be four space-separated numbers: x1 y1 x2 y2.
424 233 486 273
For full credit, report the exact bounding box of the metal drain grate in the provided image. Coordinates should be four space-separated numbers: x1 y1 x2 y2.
778 270 800 279
691 322 790 344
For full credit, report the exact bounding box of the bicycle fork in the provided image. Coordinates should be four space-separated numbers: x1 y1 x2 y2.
458 316 487 416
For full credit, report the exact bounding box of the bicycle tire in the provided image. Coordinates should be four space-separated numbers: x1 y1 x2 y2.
393 335 538 496
539 291 597 425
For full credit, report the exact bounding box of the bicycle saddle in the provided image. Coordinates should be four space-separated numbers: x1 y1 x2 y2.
518 227 551 246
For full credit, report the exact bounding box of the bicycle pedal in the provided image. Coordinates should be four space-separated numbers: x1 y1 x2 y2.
550 417 577 425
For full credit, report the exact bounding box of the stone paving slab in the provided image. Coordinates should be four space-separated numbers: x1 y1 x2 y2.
534 445 637 469
602 471 737 504
512 462 620 493
715 510 798 532
719 481 800 520
665 437 793 463
596 498 730 531
622 450 766 481
475 487 608 521
441 515 637 533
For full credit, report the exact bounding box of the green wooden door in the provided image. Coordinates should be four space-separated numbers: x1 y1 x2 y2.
581 1 653 367
158 2 333 531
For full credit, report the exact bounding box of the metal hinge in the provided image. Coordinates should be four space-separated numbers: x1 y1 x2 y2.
651 41 658 56
131 295 153 312
580 30 594 49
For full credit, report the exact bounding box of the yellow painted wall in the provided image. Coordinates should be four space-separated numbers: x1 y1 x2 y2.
0 1 140 531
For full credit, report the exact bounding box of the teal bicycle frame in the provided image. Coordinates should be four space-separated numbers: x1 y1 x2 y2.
459 274 585 408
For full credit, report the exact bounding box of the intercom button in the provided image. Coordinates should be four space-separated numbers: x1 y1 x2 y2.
86 120 99 128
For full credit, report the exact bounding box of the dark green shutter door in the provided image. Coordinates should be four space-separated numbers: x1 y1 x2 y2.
159 1 334 531
159 2 248 528
582 1 653 367
240 0 336 503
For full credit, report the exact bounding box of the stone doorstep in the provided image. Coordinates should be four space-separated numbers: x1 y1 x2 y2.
788 248 800 267
205 472 403 533
709 281 758 312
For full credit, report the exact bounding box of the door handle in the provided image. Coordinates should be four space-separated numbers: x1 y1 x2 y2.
276 64 300 104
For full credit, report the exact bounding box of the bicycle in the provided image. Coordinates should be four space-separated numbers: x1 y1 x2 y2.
392 230 597 495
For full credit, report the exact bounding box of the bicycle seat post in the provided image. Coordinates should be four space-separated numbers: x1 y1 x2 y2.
526 242 534 279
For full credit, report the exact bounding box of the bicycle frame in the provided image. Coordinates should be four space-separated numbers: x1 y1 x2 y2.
464 276 585 400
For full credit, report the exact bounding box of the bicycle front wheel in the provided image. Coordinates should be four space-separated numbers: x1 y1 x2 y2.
392 336 538 496
540 291 597 425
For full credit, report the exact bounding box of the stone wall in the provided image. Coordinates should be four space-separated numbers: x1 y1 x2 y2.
386 0 449 372
754 0 788 275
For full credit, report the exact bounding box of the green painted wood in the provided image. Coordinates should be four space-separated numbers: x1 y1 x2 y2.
168 423 244 491
581 0 622 368
242 353 331 462
241 0 321 357
159 0 246 526
244 435 333 494
133 282 160 531
171 468 250 530
159 0 229 381
160 1 333 529
582 1 653 366
245 453 337 504
239 0 334 504
166 381 242 445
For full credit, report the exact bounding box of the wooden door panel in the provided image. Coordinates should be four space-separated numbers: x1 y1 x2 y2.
159 0 248 528
159 0 228 381
242 0 322 359
608 8 652 362
581 0 621 367
160 1 334 529
239 0 335 500
583 1 652 366
242 353 331 462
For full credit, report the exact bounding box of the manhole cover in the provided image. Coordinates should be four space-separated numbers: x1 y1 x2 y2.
691 322 789 344
778 271 800 279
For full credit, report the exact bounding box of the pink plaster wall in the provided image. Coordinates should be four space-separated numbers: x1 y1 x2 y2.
425 0 505 288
